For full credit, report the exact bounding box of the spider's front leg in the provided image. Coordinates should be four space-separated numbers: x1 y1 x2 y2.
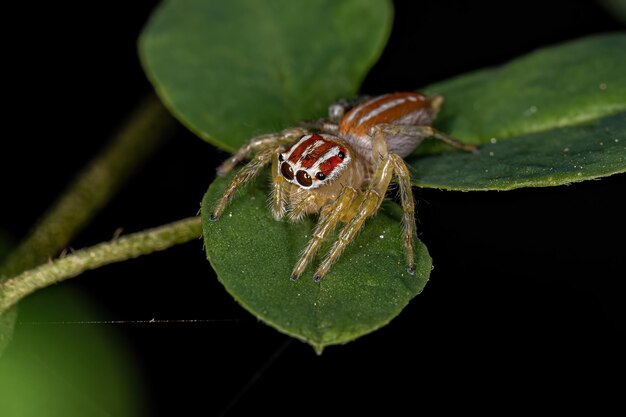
216 127 307 177
211 146 281 221
212 127 309 220
312 131 392 281
313 127 418 281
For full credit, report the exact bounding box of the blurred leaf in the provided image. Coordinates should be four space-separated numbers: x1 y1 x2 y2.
598 0 626 24
0 287 144 417
140 0 393 152
202 174 431 353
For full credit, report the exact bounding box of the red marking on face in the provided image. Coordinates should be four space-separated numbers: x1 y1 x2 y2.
287 134 323 163
299 140 336 168
318 155 344 176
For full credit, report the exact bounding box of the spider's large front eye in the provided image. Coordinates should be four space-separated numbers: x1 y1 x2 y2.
281 162 294 180
296 170 312 187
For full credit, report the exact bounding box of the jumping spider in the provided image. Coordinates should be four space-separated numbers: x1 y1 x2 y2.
211 92 476 281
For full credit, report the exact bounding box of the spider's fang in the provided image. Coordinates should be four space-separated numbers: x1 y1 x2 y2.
313 274 322 282
290 274 299 281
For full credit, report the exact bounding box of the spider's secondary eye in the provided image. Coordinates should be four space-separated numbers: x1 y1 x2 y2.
316 172 326 180
328 104 345 121
278 154 284 162
338 151 345 159
296 170 312 187
281 162 294 180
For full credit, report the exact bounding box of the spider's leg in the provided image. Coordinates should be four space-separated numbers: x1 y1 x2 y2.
379 124 477 153
290 187 357 281
217 127 307 177
299 120 339 134
313 157 394 281
389 153 417 274
211 146 279 220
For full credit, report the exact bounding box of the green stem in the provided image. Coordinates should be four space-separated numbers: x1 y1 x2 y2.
0 217 202 313
0 95 176 279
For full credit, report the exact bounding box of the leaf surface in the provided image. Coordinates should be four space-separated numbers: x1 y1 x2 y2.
140 0 393 152
202 174 431 352
412 34 626 189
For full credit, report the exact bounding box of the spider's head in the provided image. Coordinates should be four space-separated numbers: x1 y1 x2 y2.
279 133 350 189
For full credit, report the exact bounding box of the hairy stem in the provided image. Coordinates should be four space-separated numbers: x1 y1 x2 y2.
0 95 176 279
0 217 202 313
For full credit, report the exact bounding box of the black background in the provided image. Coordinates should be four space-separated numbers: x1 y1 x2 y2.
3 0 625 415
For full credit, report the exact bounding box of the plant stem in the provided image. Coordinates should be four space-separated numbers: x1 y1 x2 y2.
0 95 176 279
0 217 202 313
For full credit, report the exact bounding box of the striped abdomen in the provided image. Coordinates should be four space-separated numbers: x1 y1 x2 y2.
338 92 441 158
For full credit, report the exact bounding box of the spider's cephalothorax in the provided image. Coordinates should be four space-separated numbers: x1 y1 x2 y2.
279 133 352 190
211 92 476 281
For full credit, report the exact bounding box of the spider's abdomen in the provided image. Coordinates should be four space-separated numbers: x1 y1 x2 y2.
338 92 441 158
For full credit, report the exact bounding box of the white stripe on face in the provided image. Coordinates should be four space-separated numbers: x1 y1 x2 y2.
297 139 325 166
310 146 351 185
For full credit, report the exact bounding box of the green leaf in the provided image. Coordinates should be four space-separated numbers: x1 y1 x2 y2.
426 33 626 144
202 174 431 353
413 113 626 190
140 0 393 152
0 288 144 416
411 34 626 189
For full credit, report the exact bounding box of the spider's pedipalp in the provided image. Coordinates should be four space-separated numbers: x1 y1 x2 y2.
290 187 357 280
271 152 289 220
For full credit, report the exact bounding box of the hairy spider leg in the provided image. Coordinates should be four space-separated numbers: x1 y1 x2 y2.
312 131 398 281
216 127 308 177
313 164 393 281
211 146 280 220
289 186 357 281
379 124 478 153
298 119 339 134
389 153 416 274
